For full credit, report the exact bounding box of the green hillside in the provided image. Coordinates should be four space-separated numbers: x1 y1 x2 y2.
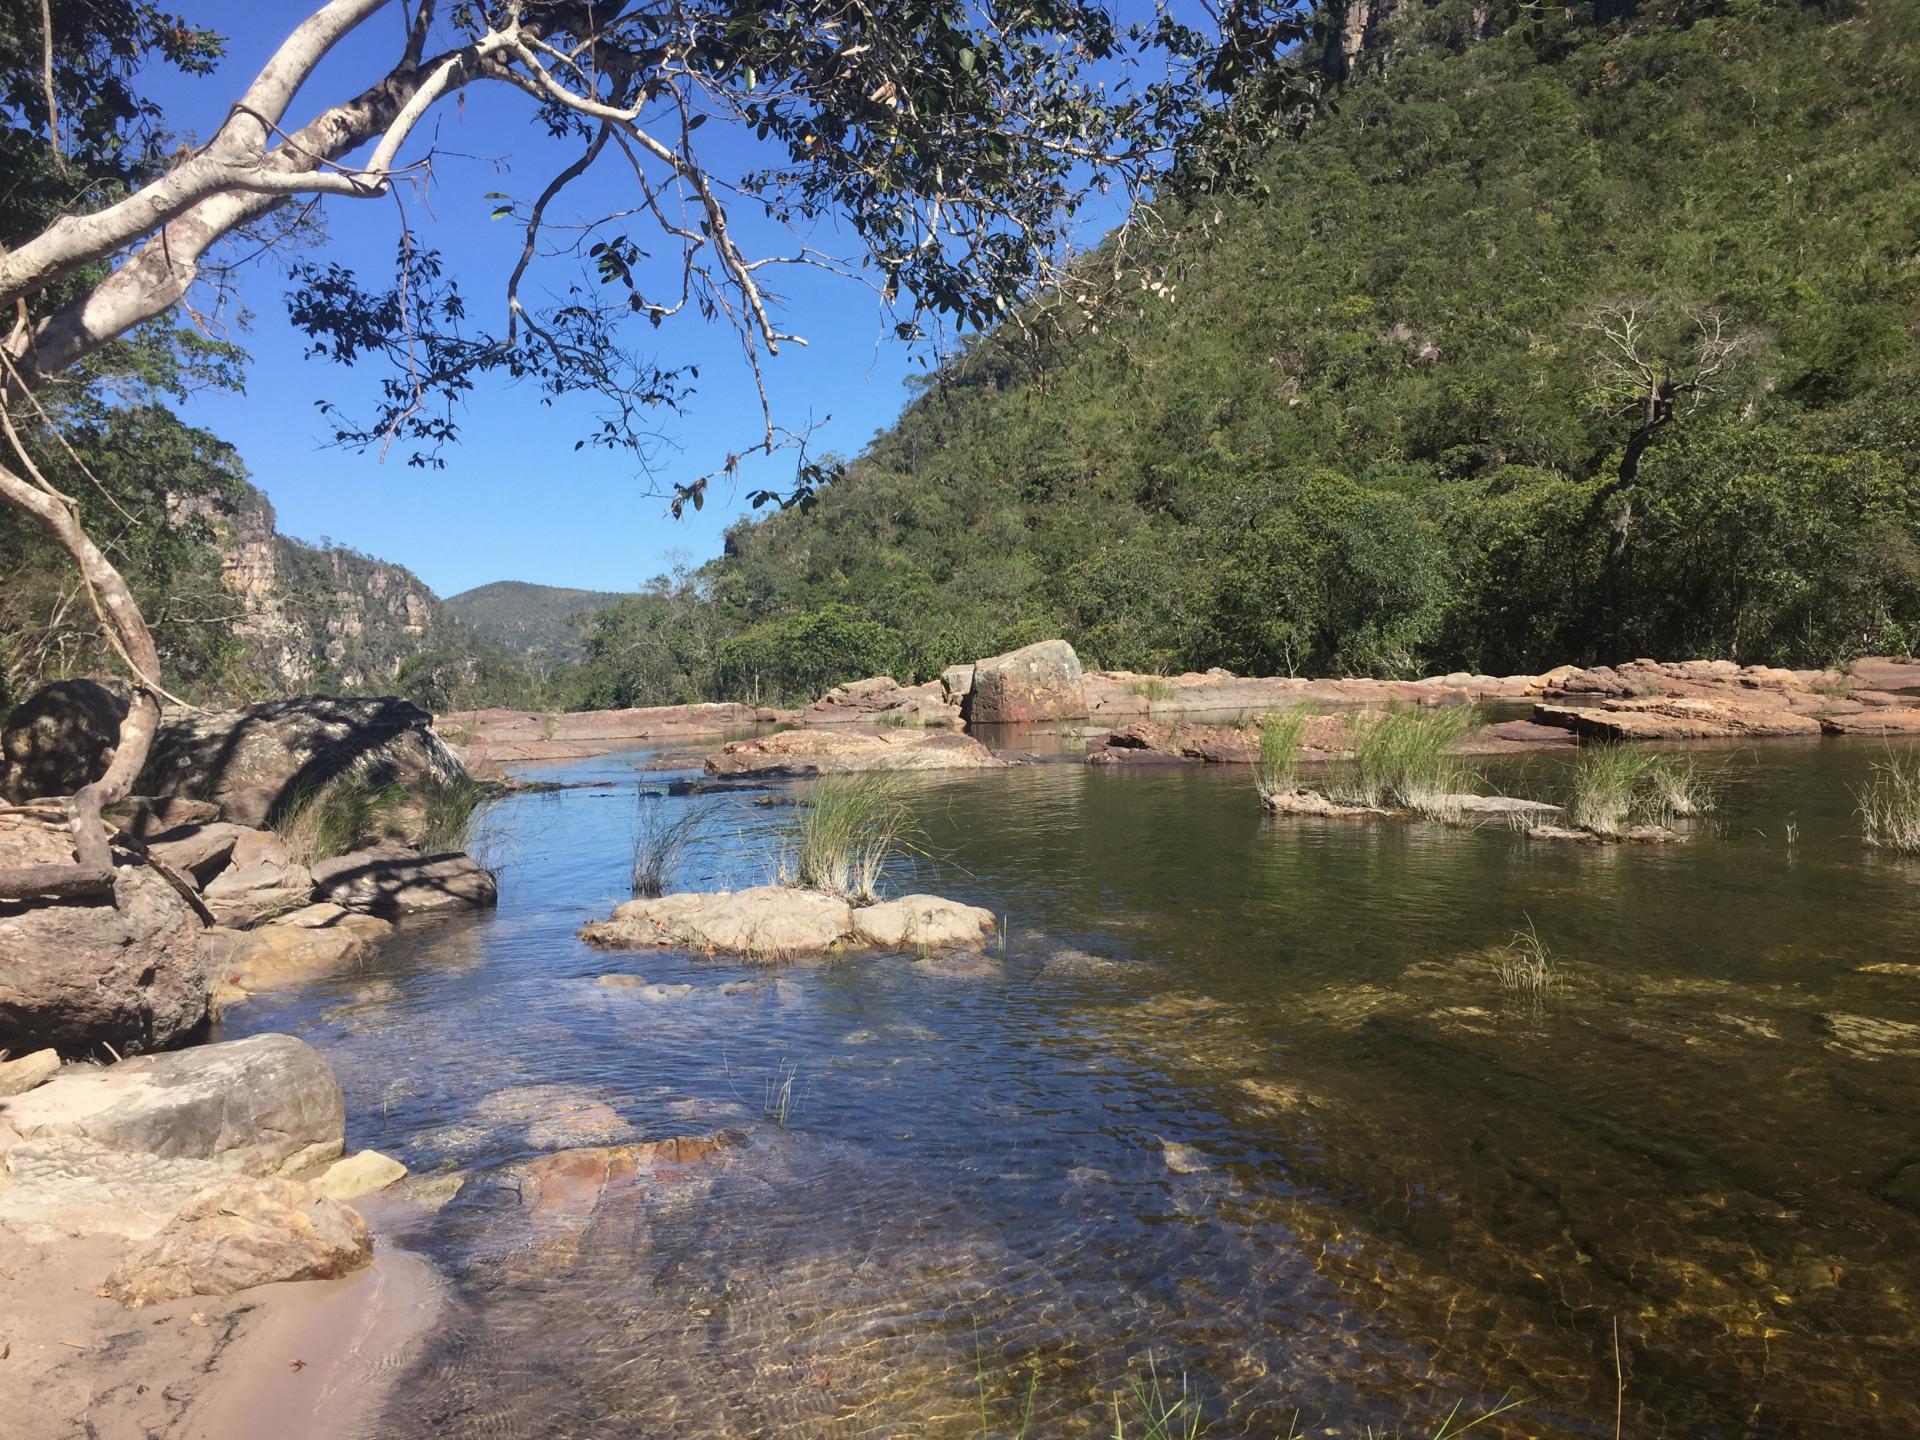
577 0 1920 707
444 581 635 662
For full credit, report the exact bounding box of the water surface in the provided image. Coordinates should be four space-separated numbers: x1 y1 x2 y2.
226 739 1920 1437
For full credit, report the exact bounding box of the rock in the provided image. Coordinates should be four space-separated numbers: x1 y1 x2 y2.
1859 962 1920 981
105 1177 371 1305
1534 698 1823 741
1261 789 1382 817
0 1047 60 1097
143 822 248 886
583 885 853 958
310 843 497 917
107 795 221 839
1819 1013 1920 1061
596 973 649 987
1161 1140 1210 1175
201 905 393 991
967 639 1087 724
0 1136 256 1240
705 727 1004 776
314 1149 407 1203
0 1032 345 1177
941 664 976 702
200 851 314 926
436 702 766 766
1818 707 1920 735
137 695 467 827
0 815 210 1057
0 679 128 802
1451 795 1563 817
515 1133 741 1220
849 894 998 951
804 676 963 728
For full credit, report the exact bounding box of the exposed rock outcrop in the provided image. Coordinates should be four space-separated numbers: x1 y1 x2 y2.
0 815 210 1058
1535 697 1823 741
582 886 997 958
804 676 963 728
138 696 466 828
0 679 128 803
200 904 394 992
436 702 778 766
310 843 497 917
967 639 1087 724
705 727 1004 776
104 1176 371 1305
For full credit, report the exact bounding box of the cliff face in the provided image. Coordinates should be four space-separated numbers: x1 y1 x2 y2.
188 484 449 692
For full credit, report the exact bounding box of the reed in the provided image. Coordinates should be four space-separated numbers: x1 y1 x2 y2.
1495 919 1556 1003
1856 749 1920 854
1327 704 1478 819
631 792 703 897
1252 707 1314 806
1563 745 1656 837
784 772 914 902
1643 755 1716 819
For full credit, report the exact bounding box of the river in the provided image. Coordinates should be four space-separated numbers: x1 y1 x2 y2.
222 735 1920 1438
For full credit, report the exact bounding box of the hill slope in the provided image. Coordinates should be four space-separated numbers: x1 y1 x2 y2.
444 581 635 662
578 0 1920 707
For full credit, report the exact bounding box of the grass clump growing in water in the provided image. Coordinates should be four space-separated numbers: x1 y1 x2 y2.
1644 755 1717 819
1496 919 1556 1004
1327 704 1479 819
1563 745 1655 837
632 791 703 896
1252 707 1314 806
1856 749 1920 854
783 772 915 902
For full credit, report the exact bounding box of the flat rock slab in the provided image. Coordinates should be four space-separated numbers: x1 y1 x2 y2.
106 1176 370 1305
143 822 248 884
0 1032 344 1178
1535 698 1823 740
705 728 1004 776
311 844 497 917
1818 707 1920 735
582 886 998 958
201 856 314 926
585 886 854 958
0 1135 244 1241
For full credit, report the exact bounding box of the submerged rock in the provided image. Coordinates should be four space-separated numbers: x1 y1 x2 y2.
311 843 497 917
0 815 210 1058
202 903 394 992
1820 1013 1920 1061
105 1176 371 1305
705 727 1004 776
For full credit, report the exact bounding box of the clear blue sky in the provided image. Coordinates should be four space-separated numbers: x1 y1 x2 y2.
140 4 1131 598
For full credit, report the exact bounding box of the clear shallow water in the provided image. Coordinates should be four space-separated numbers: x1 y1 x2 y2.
224 739 1920 1438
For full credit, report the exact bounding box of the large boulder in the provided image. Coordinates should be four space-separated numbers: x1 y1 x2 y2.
137 695 467 827
0 1032 343 1174
105 1176 371 1305
310 843 497 917
705 727 1004 777
0 679 128 803
583 886 853 958
849 895 998 950
0 815 210 1057
966 640 1087 724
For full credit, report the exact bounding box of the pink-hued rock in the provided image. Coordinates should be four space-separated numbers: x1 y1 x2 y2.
804 676 963 728
705 728 1004 777
1535 698 1822 741
967 640 1087 724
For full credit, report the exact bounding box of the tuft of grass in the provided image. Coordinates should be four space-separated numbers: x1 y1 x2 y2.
1252 707 1314 806
1643 755 1716 819
419 774 494 853
1327 704 1479 819
1563 745 1657 837
764 1060 803 1127
782 772 916 902
1856 749 1920 854
1127 677 1178 702
632 791 703 897
1495 919 1556 1004
1112 1354 1206 1440
274 773 403 867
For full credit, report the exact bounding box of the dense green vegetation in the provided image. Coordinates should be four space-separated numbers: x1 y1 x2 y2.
572 0 1920 706
442 582 636 663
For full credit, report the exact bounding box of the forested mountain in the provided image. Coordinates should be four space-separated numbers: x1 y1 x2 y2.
443 582 635 662
575 0 1920 708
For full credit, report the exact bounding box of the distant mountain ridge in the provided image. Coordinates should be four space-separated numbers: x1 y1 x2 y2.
443 581 636 661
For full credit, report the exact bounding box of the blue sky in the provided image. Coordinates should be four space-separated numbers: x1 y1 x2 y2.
141 3 1129 598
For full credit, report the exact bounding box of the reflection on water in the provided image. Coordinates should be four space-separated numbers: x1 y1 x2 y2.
223 740 1920 1437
